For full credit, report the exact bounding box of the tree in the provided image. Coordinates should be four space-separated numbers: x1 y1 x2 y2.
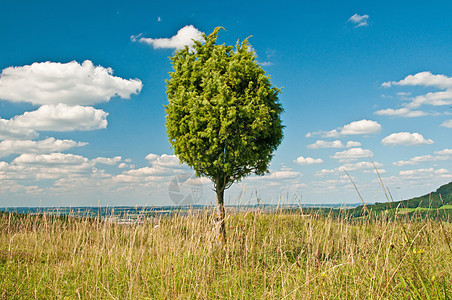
165 27 284 244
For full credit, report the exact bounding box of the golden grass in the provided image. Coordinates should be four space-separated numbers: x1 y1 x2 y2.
1 209 451 299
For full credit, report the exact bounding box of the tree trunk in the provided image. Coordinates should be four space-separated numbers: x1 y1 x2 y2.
215 188 226 246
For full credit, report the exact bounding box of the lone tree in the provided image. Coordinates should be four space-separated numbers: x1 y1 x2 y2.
165 27 283 244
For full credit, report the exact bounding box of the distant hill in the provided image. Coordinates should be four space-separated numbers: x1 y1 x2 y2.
351 181 452 217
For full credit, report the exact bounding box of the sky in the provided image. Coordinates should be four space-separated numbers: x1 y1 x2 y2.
0 0 451 207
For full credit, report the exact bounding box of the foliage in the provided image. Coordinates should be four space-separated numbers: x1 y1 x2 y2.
165 27 284 190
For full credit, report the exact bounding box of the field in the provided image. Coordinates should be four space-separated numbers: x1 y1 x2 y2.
1 209 451 299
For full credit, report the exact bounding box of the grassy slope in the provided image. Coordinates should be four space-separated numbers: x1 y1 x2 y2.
350 181 452 218
1 210 451 299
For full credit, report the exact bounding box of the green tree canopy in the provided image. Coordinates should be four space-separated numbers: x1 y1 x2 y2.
165 27 284 243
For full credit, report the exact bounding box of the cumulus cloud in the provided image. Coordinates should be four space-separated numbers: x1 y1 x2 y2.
331 148 373 161
145 153 181 168
398 168 451 180
294 156 323 165
1 153 94 181
408 90 452 109
92 156 122 165
247 170 302 181
0 119 38 140
316 161 383 176
436 149 452 155
379 72 452 117
393 155 435 167
341 120 381 135
14 152 89 166
306 119 381 138
114 153 186 184
306 140 361 149
132 25 204 50
441 120 452 128
393 148 452 166
374 108 429 118
382 72 452 89
0 138 86 158
381 132 433 146
346 141 362 148
348 14 369 27
0 60 142 106
7 104 108 133
0 152 199 201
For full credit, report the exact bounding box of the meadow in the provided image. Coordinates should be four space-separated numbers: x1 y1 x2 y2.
1 208 451 299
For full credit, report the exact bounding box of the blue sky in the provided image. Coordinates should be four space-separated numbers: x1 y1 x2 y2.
0 0 451 207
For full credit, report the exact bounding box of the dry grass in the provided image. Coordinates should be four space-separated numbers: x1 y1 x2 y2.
1 209 451 299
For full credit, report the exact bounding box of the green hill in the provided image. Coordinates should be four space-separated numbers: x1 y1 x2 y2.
351 181 452 218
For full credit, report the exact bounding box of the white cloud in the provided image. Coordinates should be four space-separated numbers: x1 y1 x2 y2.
341 120 381 135
307 140 344 149
331 148 373 161
348 14 369 27
248 170 301 181
145 153 160 161
381 132 433 146
399 168 451 180
394 155 435 166
14 152 89 166
0 119 38 140
117 166 177 179
92 156 122 165
382 72 452 89
0 152 204 202
266 170 301 179
307 119 381 138
408 90 452 109
306 140 361 149
435 149 452 155
0 60 142 106
132 25 204 50
7 104 108 132
114 154 185 184
440 119 452 128
146 153 181 168
0 138 86 158
379 72 452 117
374 108 429 118
5 154 123 177
294 156 323 165
393 148 452 166
346 141 362 148
1 153 95 181
316 161 383 176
